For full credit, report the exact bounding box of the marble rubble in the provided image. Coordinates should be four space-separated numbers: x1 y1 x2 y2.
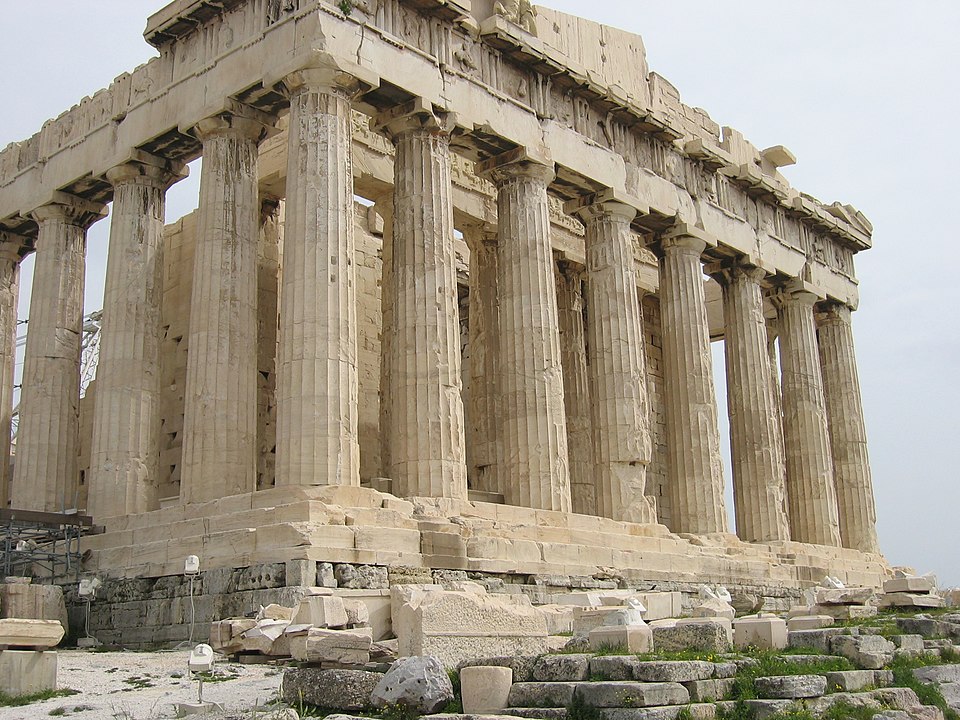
0 0 893 643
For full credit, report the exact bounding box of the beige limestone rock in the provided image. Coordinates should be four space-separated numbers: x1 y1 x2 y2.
589 623 652 653
210 619 257 655
0 650 57 697
539 604 576 635
343 598 371 626
733 616 788 650
884 577 935 594
788 615 835 631
460 666 513 715
393 586 548 667
813 587 874 606
878 593 944 609
693 598 736 621
292 595 349 628
0 619 64 648
289 627 373 665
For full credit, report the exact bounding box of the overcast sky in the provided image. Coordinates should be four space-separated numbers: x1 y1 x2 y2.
1 2 957 584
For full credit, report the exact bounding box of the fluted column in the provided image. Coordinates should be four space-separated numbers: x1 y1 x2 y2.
89 157 185 519
376 194 395 481
715 261 790 542
375 99 467 499
816 301 880 553
276 68 361 488
0 237 21 509
464 224 503 496
659 233 728 534
775 286 841 546
181 110 272 504
13 196 105 511
257 198 282 489
476 150 571 512
570 195 657 523
554 257 594 515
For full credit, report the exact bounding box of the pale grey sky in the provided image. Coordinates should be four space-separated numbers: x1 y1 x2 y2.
1 2 956 583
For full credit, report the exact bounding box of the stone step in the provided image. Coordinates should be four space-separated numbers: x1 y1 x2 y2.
575 682 690 709
754 674 826 700
599 705 717 720
508 682 578 708
504 709 568 720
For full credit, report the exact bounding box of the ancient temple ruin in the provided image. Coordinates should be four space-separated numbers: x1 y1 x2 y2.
0 0 886 635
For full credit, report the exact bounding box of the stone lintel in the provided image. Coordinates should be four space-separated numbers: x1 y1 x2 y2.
563 188 648 221
372 97 460 140
475 145 554 183
28 191 108 229
264 50 380 99
553 249 584 275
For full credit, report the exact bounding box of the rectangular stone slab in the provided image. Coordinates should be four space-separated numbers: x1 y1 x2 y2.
575 681 690 708
0 619 64 649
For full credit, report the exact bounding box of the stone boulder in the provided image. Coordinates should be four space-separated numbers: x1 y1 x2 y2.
693 598 736 621
289 627 373 665
813 587 874 606
393 586 547 667
292 595 349 628
371 656 454 714
754 674 826 699
281 668 381 711
651 618 732 653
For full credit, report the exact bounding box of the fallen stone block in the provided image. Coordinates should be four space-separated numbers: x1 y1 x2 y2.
259 604 294 621
891 635 925 652
532 654 591 682
632 661 714 683
788 627 856 653
599 705 717 720
0 618 64 649
575 681 690 708
824 669 880 692
754 674 826 699
879 593 944 609
0 650 57 697
507 681 578 708
652 619 731 653
898 616 959 639
812 604 877 620
460 666 513 715
460 655 539 682
692 598 735 621
813 586 874 606
590 655 640 681
787 615 834 631
831 634 895 669
239 619 289 655
343 599 370 626
683 678 735 702
733 616 787 650
209 618 257 655
394 588 547 667
741 699 795 719
913 664 960 684
289 627 373 665
539 605 576 635
292 595 348 628
884 577 936 594
371 656 454 714
0 582 68 631
589 623 652 653
281 668 381 711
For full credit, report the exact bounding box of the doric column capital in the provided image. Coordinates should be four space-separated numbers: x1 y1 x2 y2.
373 98 458 142
564 188 646 225
708 257 767 288
191 102 277 145
815 300 853 327
461 219 497 251
475 146 555 187
0 232 25 263
106 151 188 191
660 233 707 256
269 51 379 99
29 192 107 230
770 280 822 311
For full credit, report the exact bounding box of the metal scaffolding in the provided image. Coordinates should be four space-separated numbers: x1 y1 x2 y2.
0 509 101 583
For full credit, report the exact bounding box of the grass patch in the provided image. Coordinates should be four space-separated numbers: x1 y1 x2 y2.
442 669 463 714
0 689 79 708
888 655 960 720
567 692 601 720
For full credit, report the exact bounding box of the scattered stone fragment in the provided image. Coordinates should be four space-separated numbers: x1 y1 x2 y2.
292 595 349 628
589 623 652 653
289 627 373 665
532 654 591 682
788 627 856 653
0 618 64 648
733 615 787 650
884 577 936 594
825 669 881 692
652 619 731 653
787 615 834 631
460 666 513 715
684 678 735 702
371 656 454 714
754 674 827 699
693 598 735 621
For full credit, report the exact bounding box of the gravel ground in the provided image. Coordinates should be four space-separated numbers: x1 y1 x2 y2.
0 650 289 720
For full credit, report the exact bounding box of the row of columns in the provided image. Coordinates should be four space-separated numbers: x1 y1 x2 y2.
0 65 878 555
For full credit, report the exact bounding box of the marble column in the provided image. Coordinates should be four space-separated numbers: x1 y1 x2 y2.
715 261 790 542
375 99 467 499
775 286 841 546
0 236 20 509
571 196 657 523
181 110 271 504
13 196 105 512
276 68 360 488
816 301 880 553
659 233 728 534
257 198 282 489
464 224 503 496
375 194 395 481
476 150 571 512
554 257 594 516
89 157 184 519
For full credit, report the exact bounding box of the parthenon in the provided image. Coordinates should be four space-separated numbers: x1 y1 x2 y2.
0 0 886 609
